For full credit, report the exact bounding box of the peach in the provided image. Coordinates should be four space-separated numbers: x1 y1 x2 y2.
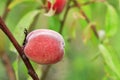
24 29 65 64
47 0 67 14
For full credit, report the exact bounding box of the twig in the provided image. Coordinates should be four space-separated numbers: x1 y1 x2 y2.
22 28 28 46
2 53 16 80
59 0 71 34
91 24 99 38
73 0 99 39
0 17 39 80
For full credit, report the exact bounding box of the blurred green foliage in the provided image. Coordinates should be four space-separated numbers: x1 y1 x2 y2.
0 0 120 80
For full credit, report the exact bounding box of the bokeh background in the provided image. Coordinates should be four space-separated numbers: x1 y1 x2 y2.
0 0 120 80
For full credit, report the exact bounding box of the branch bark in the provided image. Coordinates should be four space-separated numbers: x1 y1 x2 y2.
73 0 99 39
0 17 39 80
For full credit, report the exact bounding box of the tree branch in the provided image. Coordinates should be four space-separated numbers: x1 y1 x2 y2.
73 0 99 39
0 17 39 80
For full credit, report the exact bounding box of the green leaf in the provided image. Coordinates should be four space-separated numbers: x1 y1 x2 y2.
119 0 120 11
10 10 40 52
105 3 119 37
12 58 19 80
48 16 60 32
83 5 92 20
8 0 35 9
99 44 120 79
18 60 28 80
0 0 7 16
6 1 40 31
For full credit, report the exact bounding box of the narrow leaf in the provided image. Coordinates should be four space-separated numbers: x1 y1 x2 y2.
105 3 118 37
99 44 120 79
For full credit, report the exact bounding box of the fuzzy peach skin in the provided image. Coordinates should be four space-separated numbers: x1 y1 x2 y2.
47 0 67 14
24 29 65 64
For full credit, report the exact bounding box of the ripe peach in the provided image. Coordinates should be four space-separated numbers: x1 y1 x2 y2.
47 0 67 14
24 29 65 64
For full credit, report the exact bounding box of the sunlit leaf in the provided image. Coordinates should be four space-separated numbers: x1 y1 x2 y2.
119 0 120 10
99 44 120 79
105 3 118 37
8 0 34 9
0 0 7 16
6 1 39 31
82 5 92 20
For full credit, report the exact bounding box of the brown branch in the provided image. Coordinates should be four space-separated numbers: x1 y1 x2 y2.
73 0 99 39
73 0 90 23
2 53 16 80
91 24 99 38
0 17 39 80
